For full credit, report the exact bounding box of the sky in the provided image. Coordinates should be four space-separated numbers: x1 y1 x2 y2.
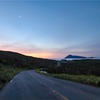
0 0 100 59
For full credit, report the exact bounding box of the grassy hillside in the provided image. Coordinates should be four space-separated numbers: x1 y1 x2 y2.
0 50 57 69
45 60 100 76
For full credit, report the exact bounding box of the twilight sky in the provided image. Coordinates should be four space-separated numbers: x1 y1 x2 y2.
0 1 100 59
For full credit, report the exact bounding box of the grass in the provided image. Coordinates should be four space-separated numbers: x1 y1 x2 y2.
50 74 100 87
35 69 100 87
0 66 27 90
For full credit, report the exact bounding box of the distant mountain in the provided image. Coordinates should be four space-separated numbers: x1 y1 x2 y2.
0 50 56 68
65 55 86 58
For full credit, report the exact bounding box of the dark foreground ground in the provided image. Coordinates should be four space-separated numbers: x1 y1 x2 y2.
0 70 100 100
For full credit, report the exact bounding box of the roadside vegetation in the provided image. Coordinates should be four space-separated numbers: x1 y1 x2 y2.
36 69 100 87
45 60 100 76
0 66 28 90
50 74 100 87
36 60 100 87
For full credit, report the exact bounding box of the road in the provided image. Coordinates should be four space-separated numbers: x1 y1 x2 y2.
0 70 100 100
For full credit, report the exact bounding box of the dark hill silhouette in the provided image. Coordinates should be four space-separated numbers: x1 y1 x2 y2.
65 55 86 58
0 50 56 68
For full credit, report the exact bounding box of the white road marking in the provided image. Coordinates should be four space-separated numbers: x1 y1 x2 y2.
10 80 13 82
49 87 69 100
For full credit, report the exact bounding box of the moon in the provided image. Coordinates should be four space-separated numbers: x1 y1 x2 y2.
18 16 21 18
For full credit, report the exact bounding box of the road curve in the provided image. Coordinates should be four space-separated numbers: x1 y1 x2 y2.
0 70 100 100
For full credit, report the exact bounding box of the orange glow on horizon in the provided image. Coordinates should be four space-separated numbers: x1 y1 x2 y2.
0 48 58 59
1 46 92 59
25 53 54 59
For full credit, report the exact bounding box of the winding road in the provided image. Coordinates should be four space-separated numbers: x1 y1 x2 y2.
0 70 100 100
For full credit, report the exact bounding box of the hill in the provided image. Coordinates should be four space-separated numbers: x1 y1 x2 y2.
0 50 56 69
65 55 86 58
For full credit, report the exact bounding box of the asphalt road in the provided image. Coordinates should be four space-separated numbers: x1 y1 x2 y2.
0 70 100 100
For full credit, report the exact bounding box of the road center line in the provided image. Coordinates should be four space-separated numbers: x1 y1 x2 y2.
47 86 69 100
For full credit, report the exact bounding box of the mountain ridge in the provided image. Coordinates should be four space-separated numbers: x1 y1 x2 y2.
65 55 86 58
